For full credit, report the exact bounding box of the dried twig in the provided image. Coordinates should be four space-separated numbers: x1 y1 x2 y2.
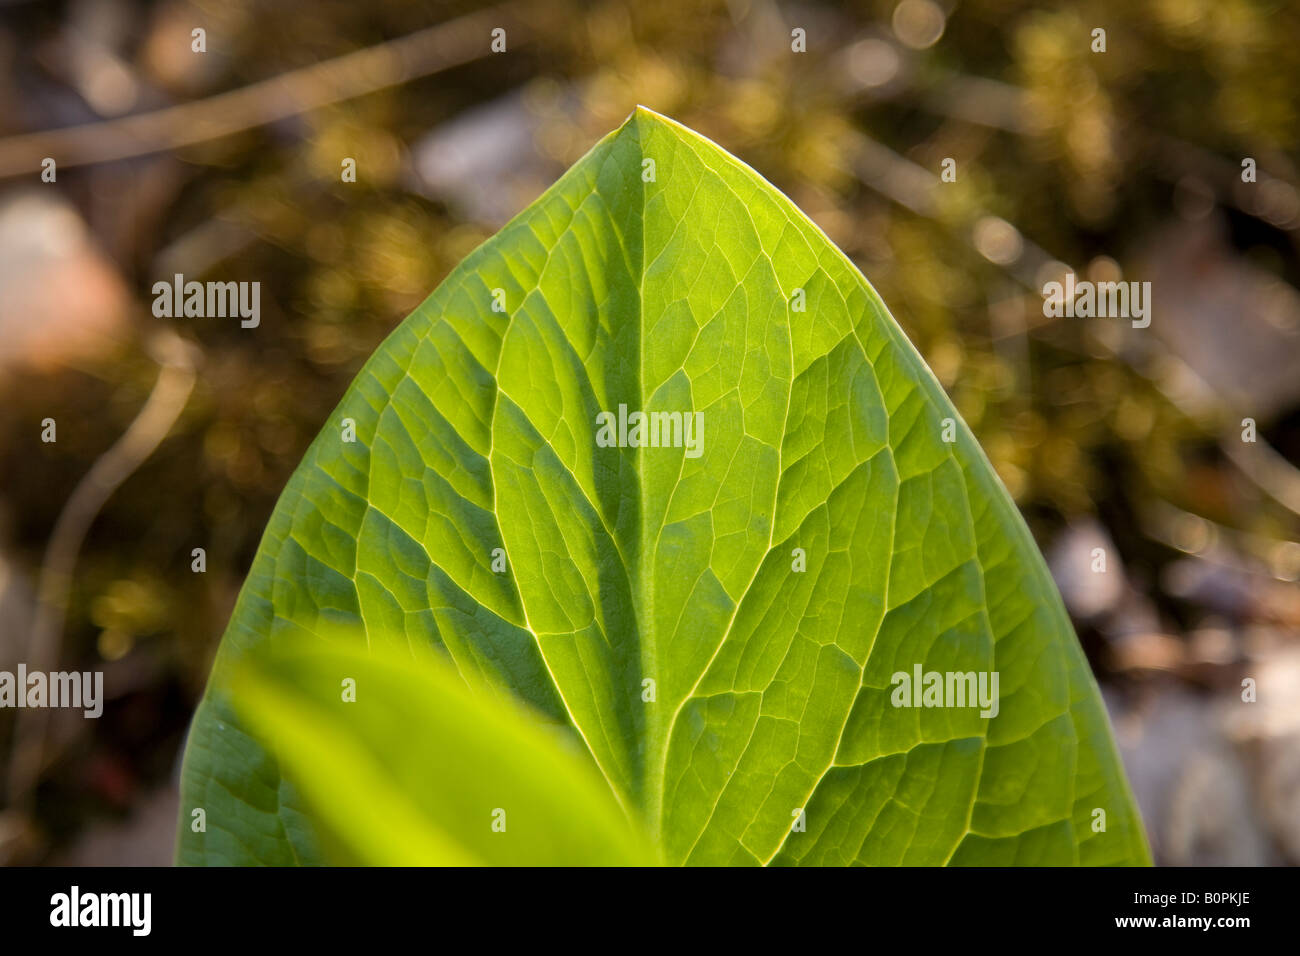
3 331 198 831
841 124 1300 521
0 2 531 178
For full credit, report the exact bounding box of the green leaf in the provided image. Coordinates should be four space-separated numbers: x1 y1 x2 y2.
225 635 659 865
178 107 1149 866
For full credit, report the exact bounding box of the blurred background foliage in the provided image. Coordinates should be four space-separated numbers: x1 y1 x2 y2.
0 0 1297 865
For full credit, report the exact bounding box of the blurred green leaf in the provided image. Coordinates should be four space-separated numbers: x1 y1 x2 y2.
228 637 658 866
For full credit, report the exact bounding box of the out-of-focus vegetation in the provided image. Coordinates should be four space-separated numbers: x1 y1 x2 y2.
0 0 1297 865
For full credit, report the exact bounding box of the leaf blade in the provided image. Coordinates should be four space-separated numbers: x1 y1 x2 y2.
178 107 1149 866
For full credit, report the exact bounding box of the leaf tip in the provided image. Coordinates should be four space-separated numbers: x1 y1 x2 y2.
628 104 674 128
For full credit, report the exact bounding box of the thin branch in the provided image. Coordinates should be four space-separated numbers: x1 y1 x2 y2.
841 127 1300 521
3 331 198 822
1220 429 1300 518
0 2 531 178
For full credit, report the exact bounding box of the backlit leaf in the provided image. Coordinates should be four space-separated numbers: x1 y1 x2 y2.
178 108 1149 866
